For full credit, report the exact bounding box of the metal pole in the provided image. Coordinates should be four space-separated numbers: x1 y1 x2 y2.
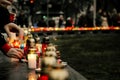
47 0 49 27
93 0 96 27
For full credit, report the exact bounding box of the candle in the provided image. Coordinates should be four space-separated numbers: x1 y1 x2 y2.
44 51 57 57
48 64 69 80
28 54 37 69
46 43 56 51
20 40 25 49
9 32 16 44
12 40 20 48
38 75 48 80
28 70 37 80
20 43 24 49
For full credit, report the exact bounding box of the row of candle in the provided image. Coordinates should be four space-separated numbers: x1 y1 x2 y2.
7 32 41 69
7 32 61 68
24 34 69 80
7 30 69 80
37 43 69 80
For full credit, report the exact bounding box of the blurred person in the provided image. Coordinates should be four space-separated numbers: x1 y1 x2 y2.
58 15 64 27
0 34 23 59
0 0 24 59
116 13 120 26
96 9 102 27
101 12 109 27
65 17 73 27
48 19 55 27
107 12 112 27
37 17 47 27
77 13 87 27
86 11 93 27
16 10 28 27
0 0 24 40
111 9 120 26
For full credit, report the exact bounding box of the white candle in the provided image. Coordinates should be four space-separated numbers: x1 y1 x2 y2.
28 54 37 69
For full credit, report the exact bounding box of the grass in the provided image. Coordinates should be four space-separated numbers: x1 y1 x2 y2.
51 32 120 80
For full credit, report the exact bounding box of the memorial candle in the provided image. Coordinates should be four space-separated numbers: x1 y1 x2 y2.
28 53 37 69
28 70 37 80
12 40 20 48
27 48 37 69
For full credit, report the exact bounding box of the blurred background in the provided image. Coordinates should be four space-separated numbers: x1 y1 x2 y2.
11 0 120 28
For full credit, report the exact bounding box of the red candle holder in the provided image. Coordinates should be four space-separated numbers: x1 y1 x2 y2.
12 40 20 48
37 75 48 80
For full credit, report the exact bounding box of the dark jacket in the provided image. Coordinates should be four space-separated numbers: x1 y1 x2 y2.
0 5 10 33
0 33 10 54
0 6 11 54
0 33 7 48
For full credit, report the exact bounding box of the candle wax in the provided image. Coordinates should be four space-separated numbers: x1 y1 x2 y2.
28 54 37 69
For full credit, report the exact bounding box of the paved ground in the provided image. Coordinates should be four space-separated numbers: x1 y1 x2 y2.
51 32 120 80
